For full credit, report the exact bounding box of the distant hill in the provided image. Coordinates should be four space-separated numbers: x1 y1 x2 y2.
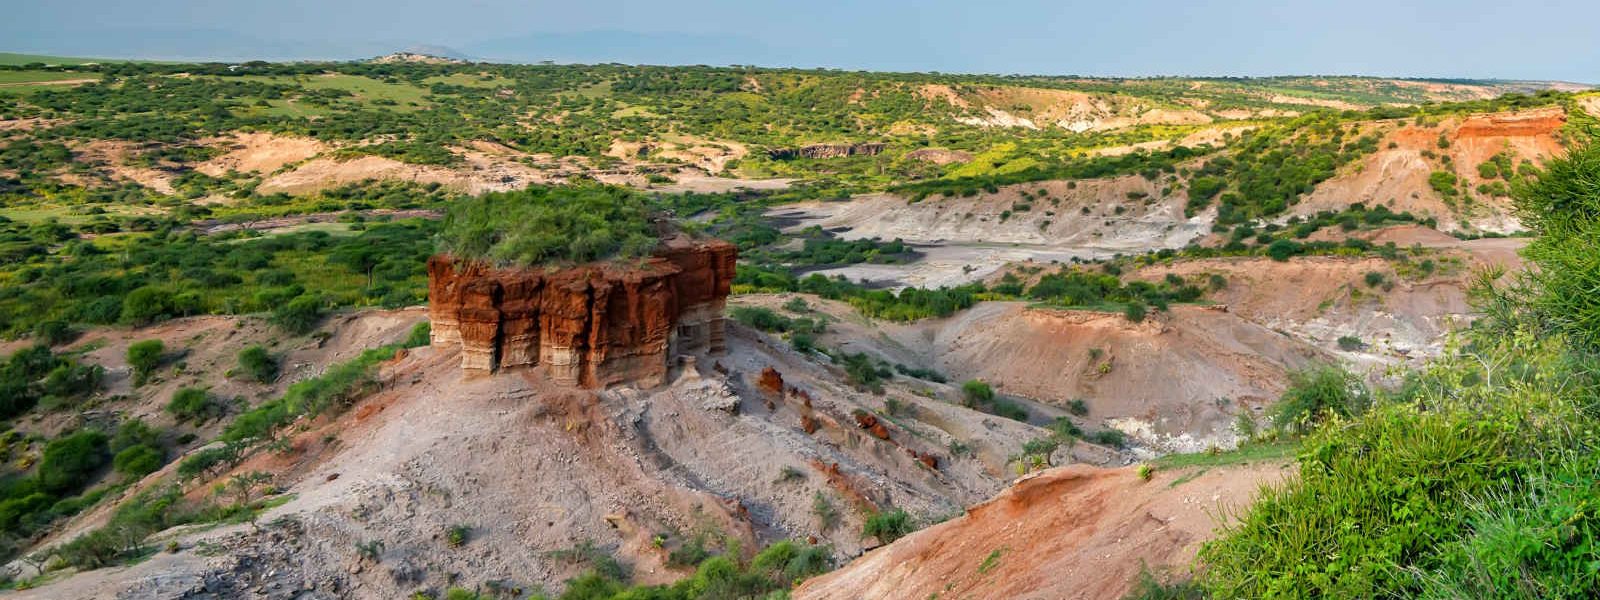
368 51 468 65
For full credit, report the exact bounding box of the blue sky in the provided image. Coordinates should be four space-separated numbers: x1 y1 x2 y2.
4 0 1596 80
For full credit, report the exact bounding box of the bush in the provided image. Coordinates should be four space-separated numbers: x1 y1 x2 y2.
1513 138 1600 349
1364 271 1386 288
960 380 994 407
111 445 164 478
1123 301 1148 323
1418 453 1600 598
37 430 109 494
32 320 77 346
403 322 431 348
1067 399 1090 416
990 399 1030 422
1270 365 1370 434
729 306 791 332
790 332 815 353
236 345 278 383
1088 429 1128 448
1266 239 1302 262
166 387 218 423
862 509 913 543
126 339 164 386
1337 335 1365 351
271 294 324 334
120 286 176 325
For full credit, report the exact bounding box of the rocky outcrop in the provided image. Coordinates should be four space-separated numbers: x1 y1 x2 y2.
428 237 737 388
767 142 886 160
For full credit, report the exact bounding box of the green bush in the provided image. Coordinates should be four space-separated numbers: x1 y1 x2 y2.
1087 429 1128 449
236 345 278 383
166 387 218 423
729 306 791 332
120 286 177 325
126 339 164 386
436 184 658 266
271 294 324 334
1067 399 1089 416
862 509 913 543
32 320 77 346
112 445 164 478
961 379 994 407
990 399 1030 422
1266 239 1302 262
1270 365 1370 434
403 321 431 348
1123 301 1148 323
1513 138 1600 349
37 430 109 494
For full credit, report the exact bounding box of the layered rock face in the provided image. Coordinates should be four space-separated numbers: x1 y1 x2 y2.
428 238 737 388
766 142 886 160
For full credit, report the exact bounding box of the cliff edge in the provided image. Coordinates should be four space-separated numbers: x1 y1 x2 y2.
427 235 737 387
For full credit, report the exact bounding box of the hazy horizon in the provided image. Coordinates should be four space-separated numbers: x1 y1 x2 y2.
4 0 1598 81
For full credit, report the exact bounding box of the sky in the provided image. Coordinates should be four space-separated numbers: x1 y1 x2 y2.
3 0 1597 81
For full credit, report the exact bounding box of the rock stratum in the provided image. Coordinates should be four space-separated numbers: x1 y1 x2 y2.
766 142 886 160
427 237 737 387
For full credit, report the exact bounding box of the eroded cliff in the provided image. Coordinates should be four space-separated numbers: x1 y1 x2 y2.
428 236 737 387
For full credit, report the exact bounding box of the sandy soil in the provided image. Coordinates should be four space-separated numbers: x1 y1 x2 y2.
70 140 179 194
771 176 1209 287
796 461 1290 600
949 86 1214 133
258 149 555 196
196 132 328 177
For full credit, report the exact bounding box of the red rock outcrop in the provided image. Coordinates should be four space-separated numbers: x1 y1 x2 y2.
428 236 737 388
758 367 785 397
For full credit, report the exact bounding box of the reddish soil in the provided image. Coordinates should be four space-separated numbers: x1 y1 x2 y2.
795 462 1288 600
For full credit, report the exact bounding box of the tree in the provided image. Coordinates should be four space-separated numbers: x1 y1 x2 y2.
1266 239 1301 262
32 320 77 346
126 339 164 386
120 287 174 325
38 431 109 494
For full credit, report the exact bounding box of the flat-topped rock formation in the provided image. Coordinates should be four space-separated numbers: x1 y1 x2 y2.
427 237 736 388
766 142 886 160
